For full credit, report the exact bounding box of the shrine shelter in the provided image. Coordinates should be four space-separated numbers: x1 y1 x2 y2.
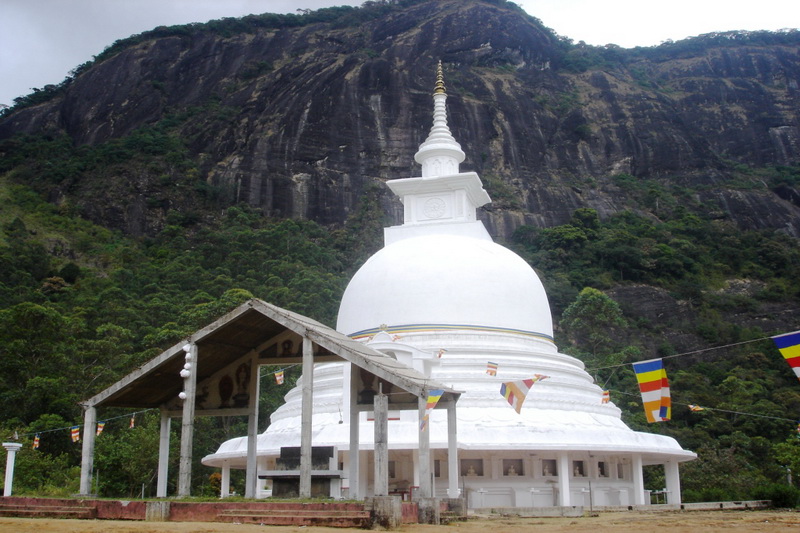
78 298 460 499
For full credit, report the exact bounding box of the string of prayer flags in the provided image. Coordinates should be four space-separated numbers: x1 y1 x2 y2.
632 358 671 423
688 404 705 412
771 330 800 382
420 389 444 431
500 375 549 414
96 422 106 436
275 370 285 384
32 434 40 449
70 426 80 442
486 362 498 376
602 390 610 404
129 415 136 429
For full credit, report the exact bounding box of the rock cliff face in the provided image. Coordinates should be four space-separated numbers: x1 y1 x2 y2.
1 0 799 238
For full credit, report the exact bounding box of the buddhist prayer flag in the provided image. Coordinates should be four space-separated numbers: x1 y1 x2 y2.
96 422 106 436
275 370 285 384
420 389 444 431
771 331 800 382
486 362 498 376
32 434 40 449
70 426 80 442
602 390 610 404
500 375 549 414
632 358 671 423
688 404 705 412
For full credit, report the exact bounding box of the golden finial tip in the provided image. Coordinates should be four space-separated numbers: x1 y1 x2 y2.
433 60 446 95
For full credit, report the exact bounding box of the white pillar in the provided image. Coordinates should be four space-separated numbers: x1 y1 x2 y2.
156 411 170 497
446 402 459 498
221 460 231 498
2 442 23 496
632 454 645 505
373 392 389 496
245 361 260 498
299 337 314 498
78 405 96 495
664 461 681 504
557 452 571 506
178 343 197 497
417 395 432 498
348 363 360 499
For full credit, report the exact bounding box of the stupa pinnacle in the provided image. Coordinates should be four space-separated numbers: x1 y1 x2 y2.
414 60 465 178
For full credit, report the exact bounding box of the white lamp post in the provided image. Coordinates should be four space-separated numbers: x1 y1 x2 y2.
3 442 23 496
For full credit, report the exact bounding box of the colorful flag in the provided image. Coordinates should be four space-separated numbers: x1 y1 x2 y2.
96 422 106 436
500 375 549 414
130 415 135 429
420 389 445 431
602 390 610 404
688 404 705 412
32 434 40 449
632 358 671 422
771 331 800 382
70 426 80 442
486 362 498 376
275 370 285 384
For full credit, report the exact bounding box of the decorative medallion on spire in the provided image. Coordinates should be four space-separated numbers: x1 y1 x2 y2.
414 61 465 178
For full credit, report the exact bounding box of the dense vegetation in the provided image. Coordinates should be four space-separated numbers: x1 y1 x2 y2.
2 123 799 501
0 0 799 507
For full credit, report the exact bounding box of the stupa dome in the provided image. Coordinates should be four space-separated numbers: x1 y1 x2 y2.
337 233 553 340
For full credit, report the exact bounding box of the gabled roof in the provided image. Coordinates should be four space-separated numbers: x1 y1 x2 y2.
83 299 459 410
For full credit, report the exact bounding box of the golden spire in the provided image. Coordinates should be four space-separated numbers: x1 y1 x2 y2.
433 60 446 95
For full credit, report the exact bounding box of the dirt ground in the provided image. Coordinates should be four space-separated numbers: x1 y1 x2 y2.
0 510 798 533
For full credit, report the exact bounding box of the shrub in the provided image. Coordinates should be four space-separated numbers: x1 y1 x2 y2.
752 483 800 508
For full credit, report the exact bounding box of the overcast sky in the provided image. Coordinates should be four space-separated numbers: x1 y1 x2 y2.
2 0 798 107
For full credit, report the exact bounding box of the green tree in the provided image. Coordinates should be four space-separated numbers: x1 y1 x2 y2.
561 287 628 357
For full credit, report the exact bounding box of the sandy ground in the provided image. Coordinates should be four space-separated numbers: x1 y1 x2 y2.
0 510 798 533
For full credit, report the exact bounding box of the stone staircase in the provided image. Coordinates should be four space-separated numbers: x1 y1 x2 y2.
0 500 97 519
216 502 370 527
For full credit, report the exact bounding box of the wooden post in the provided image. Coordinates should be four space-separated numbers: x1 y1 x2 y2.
348 362 360 499
299 336 314 498
156 410 170 497
245 360 260 498
417 395 431 498
373 389 389 496
78 405 96 496
446 402 459 498
178 343 197 497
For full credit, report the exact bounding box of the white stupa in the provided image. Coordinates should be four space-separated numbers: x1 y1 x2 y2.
203 63 695 507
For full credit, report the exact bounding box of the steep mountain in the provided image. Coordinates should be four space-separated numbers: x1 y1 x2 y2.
1 0 799 239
